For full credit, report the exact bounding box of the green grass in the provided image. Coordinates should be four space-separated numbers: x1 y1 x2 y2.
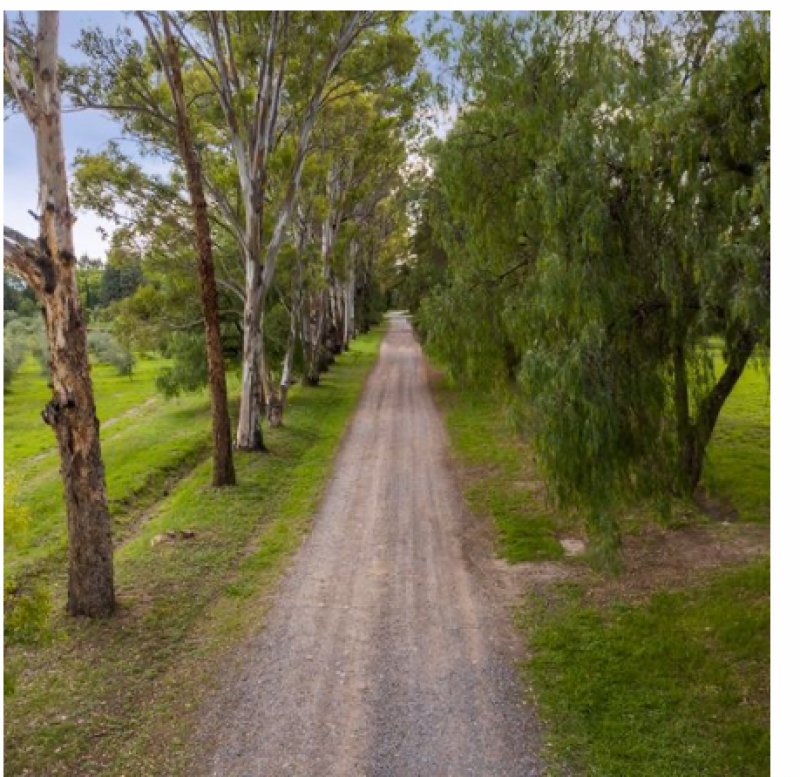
523 559 769 777
4 355 175 468
4 326 385 777
705 359 770 522
5 357 213 580
431 376 565 563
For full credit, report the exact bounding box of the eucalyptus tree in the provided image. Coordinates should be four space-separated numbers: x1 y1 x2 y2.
136 11 236 485
3 12 115 616
415 11 770 554
71 11 417 449
291 88 413 386
165 11 416 449
66 14 238 486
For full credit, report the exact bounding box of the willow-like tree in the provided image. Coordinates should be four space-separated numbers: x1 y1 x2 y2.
3 12 115 616
413 11 769 557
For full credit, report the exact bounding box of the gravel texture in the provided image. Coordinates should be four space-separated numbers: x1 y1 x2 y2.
196 314 542 776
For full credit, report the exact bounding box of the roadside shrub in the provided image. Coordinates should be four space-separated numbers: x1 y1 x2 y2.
4 580 52 647
31 332 50 376
156 332 207 397
102 341 135 377
87 330 114 356
3 315 43 385
4 338 25 386
88 329 136 377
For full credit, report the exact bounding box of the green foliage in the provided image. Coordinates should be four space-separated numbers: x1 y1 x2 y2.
87 330 136 376
411 12 770 549
523 559 769 777
4 272 37 317
4 315 45 384
99 250 144 307
4 333 25 385
4 580 52 648
155 332 208 398
68 11 425 405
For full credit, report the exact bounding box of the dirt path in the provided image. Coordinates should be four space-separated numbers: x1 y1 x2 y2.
197 314 542 776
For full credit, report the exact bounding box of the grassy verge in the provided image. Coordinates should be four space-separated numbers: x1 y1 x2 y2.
431 375 566 563
523 559 769 776
430 358 769 777
4 325 385 777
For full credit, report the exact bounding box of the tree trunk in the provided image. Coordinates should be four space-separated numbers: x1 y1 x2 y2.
237 295 266 449
674 326 757 494
301 291 327 386
343 267 356 348
687 331 757 492
155 13 236 486
672 334 695 495
4 12 115 617
269 319 296 428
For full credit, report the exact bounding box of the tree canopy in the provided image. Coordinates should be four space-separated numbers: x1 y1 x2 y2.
403 11 769 558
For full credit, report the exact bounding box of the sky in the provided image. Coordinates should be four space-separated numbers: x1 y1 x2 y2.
3 11 448 262
4 12 137 260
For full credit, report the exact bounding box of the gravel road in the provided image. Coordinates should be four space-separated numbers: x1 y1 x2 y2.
198 314 542 776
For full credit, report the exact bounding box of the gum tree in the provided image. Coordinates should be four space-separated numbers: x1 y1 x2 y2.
135 11 236 486
4 11 115 616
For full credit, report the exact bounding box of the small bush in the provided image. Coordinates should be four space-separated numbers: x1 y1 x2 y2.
3 315 43 385
31 332 50 376
156 332 207 397
88 329 136 377
87 330 114 356
4 477 29 547
4 338 25 385
4 580 52 648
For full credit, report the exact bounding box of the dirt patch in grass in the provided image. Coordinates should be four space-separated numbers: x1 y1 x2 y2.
581 522 769 606
498 521 768 605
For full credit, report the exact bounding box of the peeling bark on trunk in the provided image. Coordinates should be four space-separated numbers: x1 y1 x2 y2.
4 12 115 617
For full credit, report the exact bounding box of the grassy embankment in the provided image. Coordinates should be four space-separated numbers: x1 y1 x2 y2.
4 326 384 776
432 357 769 777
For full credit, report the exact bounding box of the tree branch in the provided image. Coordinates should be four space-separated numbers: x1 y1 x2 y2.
4 226 46 294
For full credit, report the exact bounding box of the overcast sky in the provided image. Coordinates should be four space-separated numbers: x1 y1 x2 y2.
3 11 445 262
